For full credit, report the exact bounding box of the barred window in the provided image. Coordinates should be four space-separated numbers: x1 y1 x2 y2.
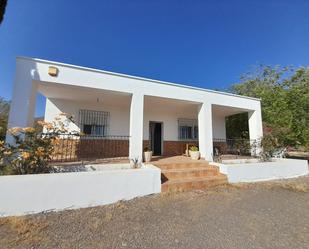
178 119 198 140
79 109 110 136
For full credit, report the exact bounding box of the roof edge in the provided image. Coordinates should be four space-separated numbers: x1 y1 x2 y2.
16 56 261 101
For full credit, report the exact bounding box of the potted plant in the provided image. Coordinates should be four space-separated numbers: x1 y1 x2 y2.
189 146 200 160
143 147 153 163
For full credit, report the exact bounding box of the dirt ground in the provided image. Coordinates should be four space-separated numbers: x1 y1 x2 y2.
1 176 309 249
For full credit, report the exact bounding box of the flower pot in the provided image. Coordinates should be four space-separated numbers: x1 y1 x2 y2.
144 151 153 163
190 151 200 160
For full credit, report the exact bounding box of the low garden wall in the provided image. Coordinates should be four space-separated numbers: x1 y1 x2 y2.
212 158 308 183
0 164 161 217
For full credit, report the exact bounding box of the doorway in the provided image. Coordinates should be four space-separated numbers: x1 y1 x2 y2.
149 121 163 156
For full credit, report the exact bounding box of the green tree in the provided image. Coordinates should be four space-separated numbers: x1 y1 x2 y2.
0 97 10 140
229 65 309 149
225 112 249 139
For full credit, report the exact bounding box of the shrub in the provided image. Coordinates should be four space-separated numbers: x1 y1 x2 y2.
259 134 281 161
251 133 286 161
234 139 251 155
0 114 76 175
190 146 199 151
144 146 151 152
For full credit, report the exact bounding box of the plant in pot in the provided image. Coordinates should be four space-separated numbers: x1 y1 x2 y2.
143 147 153 163
189 146 200 160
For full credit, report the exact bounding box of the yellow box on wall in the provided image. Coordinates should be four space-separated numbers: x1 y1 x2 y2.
48 66 58 77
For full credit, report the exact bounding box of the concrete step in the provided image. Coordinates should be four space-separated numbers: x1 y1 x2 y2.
162 167 220 180
161 175 228 192
155 162 211 170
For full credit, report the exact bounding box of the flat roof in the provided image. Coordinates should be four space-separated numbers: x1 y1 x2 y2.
16 56 261 101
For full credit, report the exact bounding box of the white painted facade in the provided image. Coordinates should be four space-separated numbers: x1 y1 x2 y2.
212 159 309 183
8 57 263 161
0 164 161 217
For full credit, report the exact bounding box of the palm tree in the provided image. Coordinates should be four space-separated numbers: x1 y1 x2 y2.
0 0 8 25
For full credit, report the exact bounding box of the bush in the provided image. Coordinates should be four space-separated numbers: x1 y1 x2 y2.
252 133 286 161
190 146 199 151
0 114 76 175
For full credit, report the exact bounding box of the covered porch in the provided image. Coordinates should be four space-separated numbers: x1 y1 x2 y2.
7 58 263 164
21 83 258 163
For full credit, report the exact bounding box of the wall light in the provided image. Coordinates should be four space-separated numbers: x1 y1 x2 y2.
48 66 59 77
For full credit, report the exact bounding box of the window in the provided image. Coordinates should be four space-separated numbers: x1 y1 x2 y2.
82 124 104 136
194 125 198 139
79 109 110 136
178 119 198 140
179 126 192 139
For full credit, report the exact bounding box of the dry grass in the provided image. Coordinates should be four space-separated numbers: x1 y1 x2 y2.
223 182 252 190
0 216 49 246
227 180 309 193
272 182 309 193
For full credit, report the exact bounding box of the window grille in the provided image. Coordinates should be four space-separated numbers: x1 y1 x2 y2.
79 109 110 136
178 118 198 140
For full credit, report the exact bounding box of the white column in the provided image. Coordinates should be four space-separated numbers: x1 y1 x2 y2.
212 113 226 140
6 60 38 144
248 107 263 156
129 93 144 161
198 102 213 161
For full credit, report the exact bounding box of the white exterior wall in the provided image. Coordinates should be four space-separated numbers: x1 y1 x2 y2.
45 98 226 142
213 159 309 183
143 103 198 141
212 113 226 139
45 98 130 136
45 98 226 141
23 57 261 109
8 57 263 161
0 165 161 217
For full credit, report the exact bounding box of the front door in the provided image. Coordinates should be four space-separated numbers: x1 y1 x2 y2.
149 122 162 156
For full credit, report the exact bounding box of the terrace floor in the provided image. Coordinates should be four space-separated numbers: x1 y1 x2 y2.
51 154 254 169
149 155 207 165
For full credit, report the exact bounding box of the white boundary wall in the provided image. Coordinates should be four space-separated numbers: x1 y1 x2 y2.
212 158 308 183
0 165 161 217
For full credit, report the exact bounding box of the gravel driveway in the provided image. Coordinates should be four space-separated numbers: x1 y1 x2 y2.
1 176 309 249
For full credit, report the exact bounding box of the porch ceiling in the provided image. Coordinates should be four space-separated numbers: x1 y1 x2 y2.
212 104 249 117
37 81 132 107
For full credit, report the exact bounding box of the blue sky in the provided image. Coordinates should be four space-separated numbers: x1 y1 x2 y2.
1 0 309 116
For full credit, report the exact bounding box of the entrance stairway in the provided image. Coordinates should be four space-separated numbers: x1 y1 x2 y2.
154 162 228 192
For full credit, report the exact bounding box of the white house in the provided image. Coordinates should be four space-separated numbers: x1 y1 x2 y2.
7 57 263 161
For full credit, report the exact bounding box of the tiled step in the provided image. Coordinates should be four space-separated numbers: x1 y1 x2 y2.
161 175 228 192
162 167 220 180
155 162 211 170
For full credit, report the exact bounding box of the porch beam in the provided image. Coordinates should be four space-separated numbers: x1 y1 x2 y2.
129 93 144 161
198 102 213 161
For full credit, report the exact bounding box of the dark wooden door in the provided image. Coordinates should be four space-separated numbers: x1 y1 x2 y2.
149 122 162 156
